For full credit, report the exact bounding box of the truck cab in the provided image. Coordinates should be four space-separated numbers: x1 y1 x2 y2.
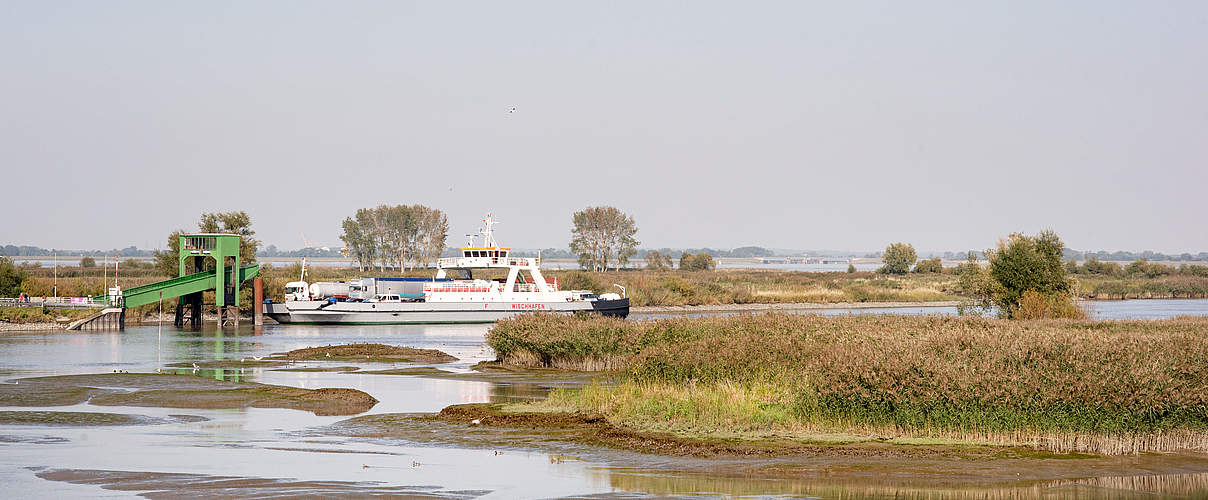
284 281 310 301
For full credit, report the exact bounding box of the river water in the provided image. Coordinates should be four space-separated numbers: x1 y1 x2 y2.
3 300 1208 498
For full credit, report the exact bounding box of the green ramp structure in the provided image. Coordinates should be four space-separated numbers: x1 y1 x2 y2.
90 233 259 330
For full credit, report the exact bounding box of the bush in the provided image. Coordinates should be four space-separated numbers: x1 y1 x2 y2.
846 263 856 273
644 251 672 270
1126 259 1175 278
0 257 27 297
877 243 916 275
961 230 1080 319
1081 256 1122 276
678 253 716 271
560 271 603 293
79 257 96 268
912 257 942 273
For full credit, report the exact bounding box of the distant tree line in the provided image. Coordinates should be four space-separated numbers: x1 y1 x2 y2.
260 246 345 258
340 205 448 272
1 245 154 257
1065 256 1208 278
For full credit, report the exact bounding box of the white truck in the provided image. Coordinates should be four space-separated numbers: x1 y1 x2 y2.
284 281 351 301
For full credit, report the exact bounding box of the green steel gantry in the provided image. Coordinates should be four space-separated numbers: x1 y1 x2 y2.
175 233 248 327
87 233 260 330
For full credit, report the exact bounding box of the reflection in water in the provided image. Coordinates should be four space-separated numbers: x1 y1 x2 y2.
601 469 1208 499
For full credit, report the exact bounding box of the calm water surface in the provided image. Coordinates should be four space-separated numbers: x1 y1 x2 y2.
2 301 1207 498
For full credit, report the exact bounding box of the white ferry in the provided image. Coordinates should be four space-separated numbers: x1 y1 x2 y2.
264 214 628 324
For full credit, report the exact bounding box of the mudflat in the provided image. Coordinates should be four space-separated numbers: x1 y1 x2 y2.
0 373 378 416
269 343 457 364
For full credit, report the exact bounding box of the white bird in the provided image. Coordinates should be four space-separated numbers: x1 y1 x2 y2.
471 419 481 425
252 356 264 361
240 358 246 362
192 363 199 369
325 352 331 358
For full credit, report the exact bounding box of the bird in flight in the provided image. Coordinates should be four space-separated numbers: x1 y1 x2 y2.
508 106 517 114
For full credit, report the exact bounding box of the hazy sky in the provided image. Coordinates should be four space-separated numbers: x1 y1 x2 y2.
2 1 1205 253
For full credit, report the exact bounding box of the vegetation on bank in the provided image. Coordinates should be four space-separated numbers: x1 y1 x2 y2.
487 313 1208 454
0 306 92 324
958 230 1084 319
9 263 1208 322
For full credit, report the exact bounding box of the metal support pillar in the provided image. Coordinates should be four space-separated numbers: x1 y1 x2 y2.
253 278 263 326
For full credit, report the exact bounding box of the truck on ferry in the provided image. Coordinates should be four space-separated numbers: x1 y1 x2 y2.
263 213 628 324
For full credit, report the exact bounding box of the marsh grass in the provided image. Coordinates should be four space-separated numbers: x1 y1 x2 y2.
489 313 1208 454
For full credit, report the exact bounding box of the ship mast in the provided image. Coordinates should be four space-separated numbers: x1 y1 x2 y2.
480 213 499 248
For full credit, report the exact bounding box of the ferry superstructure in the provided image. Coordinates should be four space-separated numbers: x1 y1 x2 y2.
264 214 628 324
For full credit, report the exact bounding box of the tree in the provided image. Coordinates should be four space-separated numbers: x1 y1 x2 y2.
679 253 716 271
878 242 916 274
959 230 1083 319
569 206 639 272
847 262 857 273
339 204 448 273
913 257 942 273
645 251 672 270
340 212 375 272
0 257 26 297
198 211 260 265
153 211 260 276
80 257 97 268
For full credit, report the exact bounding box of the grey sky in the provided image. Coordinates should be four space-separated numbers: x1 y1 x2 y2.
2 1 1205 253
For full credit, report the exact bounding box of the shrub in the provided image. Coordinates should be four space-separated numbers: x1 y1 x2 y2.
0 257 26 297
678 253 716 271
846 263 856 273
644 251 672 270
560 271 603 293
912 257 942 274
79 257 96 268
960 230 1080 319
877 243 916 274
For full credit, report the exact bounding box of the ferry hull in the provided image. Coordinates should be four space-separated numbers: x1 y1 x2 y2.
264 298 628 325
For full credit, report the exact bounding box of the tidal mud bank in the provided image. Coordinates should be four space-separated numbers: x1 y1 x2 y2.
0 373 378 416
270 343 457 364
33 468 486 499
0 410 207 427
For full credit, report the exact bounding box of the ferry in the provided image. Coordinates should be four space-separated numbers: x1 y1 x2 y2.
263 214 628 324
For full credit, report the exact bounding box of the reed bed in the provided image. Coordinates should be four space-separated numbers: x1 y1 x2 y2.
488 313 1208 454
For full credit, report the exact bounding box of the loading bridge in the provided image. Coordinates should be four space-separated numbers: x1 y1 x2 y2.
101 265 260 309
73 233 260 331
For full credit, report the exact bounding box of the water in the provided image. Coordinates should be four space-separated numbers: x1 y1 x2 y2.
3 301 1208 498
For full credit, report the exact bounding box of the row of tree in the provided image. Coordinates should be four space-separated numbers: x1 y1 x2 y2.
340 205 449 272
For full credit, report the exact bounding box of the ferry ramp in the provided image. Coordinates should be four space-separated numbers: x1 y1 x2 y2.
94 265 260 309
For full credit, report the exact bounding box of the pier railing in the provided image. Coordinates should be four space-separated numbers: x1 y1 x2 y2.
0 297 107 309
